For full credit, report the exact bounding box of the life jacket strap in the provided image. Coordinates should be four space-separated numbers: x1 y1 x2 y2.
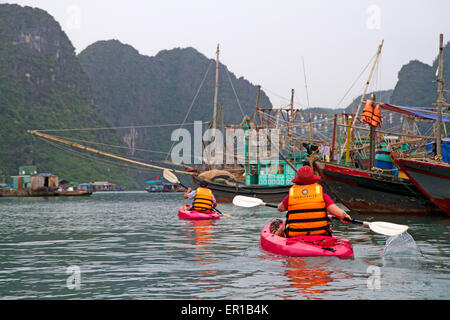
194 197 213 203
287 217 329 224
286 225 332 236
287 207 326 215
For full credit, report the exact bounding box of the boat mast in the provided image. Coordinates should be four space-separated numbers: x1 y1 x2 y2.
342 40 384 160
352 40 384 130
210 43 220 167
436 34 444 160
213 44 220 132
253 85 261 127
289 89 295 158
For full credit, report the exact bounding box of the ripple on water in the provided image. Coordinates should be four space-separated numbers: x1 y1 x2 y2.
0 192 449 299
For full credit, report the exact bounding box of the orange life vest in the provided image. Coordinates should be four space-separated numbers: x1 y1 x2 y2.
285 183 331 237
192 187 214 211
362 99 374 125
371 103 382 127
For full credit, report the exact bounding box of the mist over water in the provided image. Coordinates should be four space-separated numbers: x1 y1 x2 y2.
0 192 449 300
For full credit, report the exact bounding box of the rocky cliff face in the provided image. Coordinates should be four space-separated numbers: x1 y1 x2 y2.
0 4 92 103
390 43 450 108
0 4 137 187
78 40 273 160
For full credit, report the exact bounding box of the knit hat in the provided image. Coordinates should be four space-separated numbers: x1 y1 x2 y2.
291 165 321 185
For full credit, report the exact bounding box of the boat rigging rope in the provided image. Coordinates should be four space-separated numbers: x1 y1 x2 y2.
225 66 246 117
165 61 213 160
334 52 377 109
32 122 208 132
41 134 170 155
260 86 308 108
38 138 165 173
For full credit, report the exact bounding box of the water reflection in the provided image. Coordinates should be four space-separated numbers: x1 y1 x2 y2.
0 192 448 299
282 257 333 299
186 220 218 292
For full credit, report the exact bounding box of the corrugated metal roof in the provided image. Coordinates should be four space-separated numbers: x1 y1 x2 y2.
380 104 450 122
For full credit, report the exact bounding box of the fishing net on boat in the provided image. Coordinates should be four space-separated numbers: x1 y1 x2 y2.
198 169 243 186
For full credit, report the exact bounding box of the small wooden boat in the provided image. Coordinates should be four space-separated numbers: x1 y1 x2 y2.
56 190 92 196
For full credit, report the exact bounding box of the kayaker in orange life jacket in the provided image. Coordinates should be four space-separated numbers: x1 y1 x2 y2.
272 166 351 237
184 182 217 211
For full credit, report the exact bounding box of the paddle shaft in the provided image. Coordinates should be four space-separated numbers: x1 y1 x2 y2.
344 218 363 225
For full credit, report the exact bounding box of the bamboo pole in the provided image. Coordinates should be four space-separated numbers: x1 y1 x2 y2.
330 114 337 161
436 34 444 160
345 117 352 165
27 130 194 175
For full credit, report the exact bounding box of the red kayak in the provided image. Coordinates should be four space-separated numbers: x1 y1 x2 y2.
178 206 220 220
260 219 354 259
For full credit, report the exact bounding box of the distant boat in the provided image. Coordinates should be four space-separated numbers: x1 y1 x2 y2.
393 158 450 216
314 160 444 215
56 189 92 196
192 174 291 202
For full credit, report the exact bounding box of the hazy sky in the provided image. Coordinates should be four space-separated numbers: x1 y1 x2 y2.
3 0 450 109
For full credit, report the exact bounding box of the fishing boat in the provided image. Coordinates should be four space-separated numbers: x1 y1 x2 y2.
314 160 443 215
313 36 450 216
191 149 310 202
393 158 450 216
192 174 291 202
144 178 165 192
317 101 449 216
56 189 92 196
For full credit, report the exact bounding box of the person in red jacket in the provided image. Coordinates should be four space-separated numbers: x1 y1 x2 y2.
272 165 351 237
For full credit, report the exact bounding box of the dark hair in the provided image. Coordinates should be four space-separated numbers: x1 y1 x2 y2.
199 182 208 187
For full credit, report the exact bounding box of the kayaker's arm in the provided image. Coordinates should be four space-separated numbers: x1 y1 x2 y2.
327 204 351 223
277 202 287 212
184 188 192 199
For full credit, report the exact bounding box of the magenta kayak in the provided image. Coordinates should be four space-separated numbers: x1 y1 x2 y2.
260 219 354 259
177 206 220 220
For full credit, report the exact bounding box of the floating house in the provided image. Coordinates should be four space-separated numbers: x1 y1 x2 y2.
7 166 59 196
145 177 185 192
92 181 125 191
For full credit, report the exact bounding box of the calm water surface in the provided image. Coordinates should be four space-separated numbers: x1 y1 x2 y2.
0 191 449 300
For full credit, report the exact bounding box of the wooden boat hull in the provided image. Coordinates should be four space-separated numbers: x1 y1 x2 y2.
314 161 444 215
56 190 92 196
192 175 291 203
393 158 450 216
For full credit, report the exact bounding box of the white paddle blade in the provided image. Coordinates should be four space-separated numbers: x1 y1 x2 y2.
232 195 264 208
163 169 180 184
368 222 409 236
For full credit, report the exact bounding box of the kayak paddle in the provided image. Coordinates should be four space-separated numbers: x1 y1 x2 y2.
232 195 278 208
232 195 408 236
163 169 188 189
212 207 231 218
342 218 408 236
